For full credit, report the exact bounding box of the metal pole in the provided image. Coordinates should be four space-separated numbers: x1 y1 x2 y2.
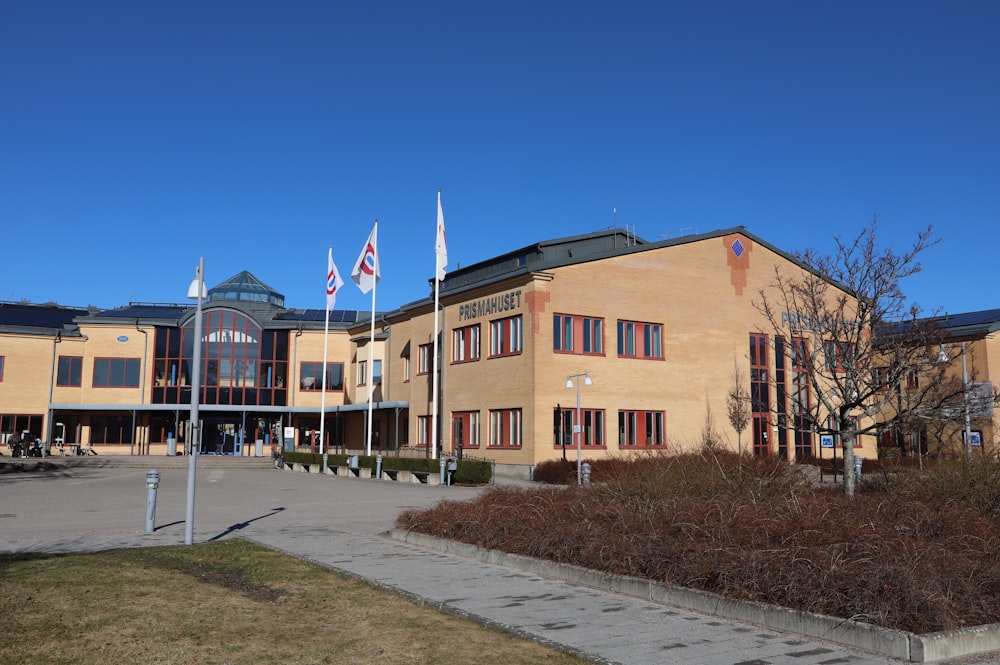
576 380 582 485
145 469 160 534
185 257 204 545
962 341 973 463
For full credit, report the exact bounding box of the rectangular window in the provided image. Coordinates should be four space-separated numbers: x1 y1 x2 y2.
418 344 432 375
617 320 663 359
750 333 770 457
92 358 141 387
452 325 481 363
372 359 382 384
358 360 367 386
490 315 523 357
554 314 604 355
489 408 522 447
452 411 480 450
824 340 854 373
618 410 665 447
403 355 411 382
416 415 431 447
554 408 574 447
0 356 4 381
57 356 83 387
555 407 605 447
791 336 813 460
299 362 344 391
827 414 862 448
875 366 890 391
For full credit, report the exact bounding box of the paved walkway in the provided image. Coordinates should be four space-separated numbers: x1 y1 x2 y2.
0 460 994 665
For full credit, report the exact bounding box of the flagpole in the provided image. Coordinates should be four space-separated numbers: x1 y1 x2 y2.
320 246 331 474
365 221 378 457
431 190 448 461
431 262 440 461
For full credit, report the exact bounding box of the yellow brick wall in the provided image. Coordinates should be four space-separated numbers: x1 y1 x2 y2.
0 334 58 412
394 232 872 467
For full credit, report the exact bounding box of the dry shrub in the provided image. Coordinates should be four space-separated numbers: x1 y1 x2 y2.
597 449 809 503
531 459 577 484
886 457 1000 517
396 454 1000 633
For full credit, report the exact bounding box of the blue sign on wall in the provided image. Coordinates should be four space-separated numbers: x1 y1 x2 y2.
117 336 129 342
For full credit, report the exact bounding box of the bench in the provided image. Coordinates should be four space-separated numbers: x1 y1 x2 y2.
410 471 440 486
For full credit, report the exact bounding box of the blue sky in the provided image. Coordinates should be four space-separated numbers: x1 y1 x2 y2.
2 1 997 317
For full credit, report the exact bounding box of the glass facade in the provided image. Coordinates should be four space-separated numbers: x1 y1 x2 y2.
152 309 288 406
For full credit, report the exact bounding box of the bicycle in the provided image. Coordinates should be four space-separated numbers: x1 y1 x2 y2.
271 443 285 470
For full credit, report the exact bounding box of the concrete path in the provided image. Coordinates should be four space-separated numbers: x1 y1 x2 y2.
0 460 994 665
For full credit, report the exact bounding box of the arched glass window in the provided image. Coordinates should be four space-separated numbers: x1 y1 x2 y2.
152 309 288 406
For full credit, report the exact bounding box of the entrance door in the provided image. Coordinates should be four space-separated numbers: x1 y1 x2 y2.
203 418 244 455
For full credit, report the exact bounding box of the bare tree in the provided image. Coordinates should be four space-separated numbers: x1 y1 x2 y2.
755 216 963 497
726 357 751 456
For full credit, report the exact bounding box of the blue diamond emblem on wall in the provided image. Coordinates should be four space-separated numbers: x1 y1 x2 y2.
731 239 745 257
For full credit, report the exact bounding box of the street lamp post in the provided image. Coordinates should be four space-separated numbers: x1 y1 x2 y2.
961 342 973 464
185 258 206 545
565 372 593 485
939 341 974 464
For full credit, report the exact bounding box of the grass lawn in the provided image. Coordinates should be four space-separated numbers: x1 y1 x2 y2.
0 539 586 665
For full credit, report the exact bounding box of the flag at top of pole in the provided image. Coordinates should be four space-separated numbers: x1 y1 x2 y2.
351 223 380 294
435 190 448 282
326 247 345 311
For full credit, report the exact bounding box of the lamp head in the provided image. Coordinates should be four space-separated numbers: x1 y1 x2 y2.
187 264 207 300
565 378 574 389
583 373 593 386
938 345 949 363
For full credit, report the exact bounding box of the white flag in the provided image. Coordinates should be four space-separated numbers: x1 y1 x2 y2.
326 247 344 311
351 223 380 294
435 191 448 281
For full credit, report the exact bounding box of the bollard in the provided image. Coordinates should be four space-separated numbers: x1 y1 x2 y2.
439 456 446 485
854 456 863 479
581 462 592 486
376 454 383 479
145 469 161 534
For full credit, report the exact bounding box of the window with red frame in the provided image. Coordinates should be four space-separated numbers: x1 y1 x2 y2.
553 314 604 355
452 324 480 363
617 320 663 359
489 408 522 447
791 336 812 460
451 411 480 450
299 362 344 391
418 344 432 375
874 366 890 391
750 333 770 456
554 406 604 448
57 356 83 386
490 315 522 357
824 339 855 373
827 414 862 448
93 357 141 387
416 415 431 447
618 410 665 447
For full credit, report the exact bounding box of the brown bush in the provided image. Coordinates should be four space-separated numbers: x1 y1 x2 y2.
396 455 1000 633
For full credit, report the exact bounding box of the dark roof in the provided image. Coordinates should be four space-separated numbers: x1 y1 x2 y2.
274 309 363 324
0 303 89 332
925 309 1000 338
89 304 188 320
391 225 848 316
